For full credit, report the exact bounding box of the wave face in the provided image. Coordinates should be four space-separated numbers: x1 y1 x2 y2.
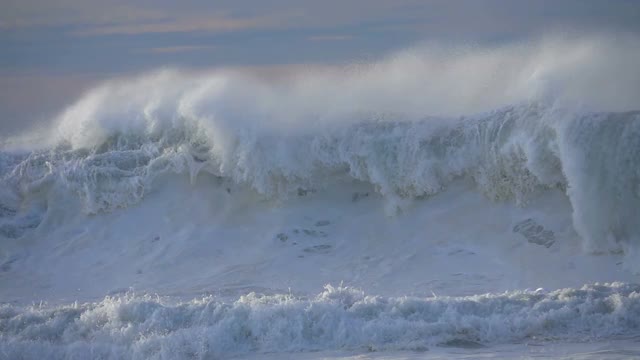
2 103 639 254
1 35 640 358
2 283 640 359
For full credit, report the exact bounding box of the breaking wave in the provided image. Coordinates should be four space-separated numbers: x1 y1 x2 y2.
2 283 640 359
2 102 639 254
0 35 638 262
2 32 640 360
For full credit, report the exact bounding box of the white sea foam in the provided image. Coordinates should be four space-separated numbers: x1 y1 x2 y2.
1 283 639 359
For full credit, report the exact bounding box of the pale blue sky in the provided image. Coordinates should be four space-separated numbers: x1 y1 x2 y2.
1 0 640 133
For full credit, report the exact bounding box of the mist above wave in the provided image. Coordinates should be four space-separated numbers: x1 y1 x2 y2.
45 34 640 152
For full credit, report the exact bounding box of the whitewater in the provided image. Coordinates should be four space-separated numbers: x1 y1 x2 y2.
1 35 640 359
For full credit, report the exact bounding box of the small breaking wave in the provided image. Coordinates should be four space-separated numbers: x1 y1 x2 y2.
1 283 639 359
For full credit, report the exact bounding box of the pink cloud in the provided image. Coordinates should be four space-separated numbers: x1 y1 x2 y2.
144 45 217 54
308 35 355 42
71 14 280 36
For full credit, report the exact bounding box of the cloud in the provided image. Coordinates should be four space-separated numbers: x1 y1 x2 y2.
144 45 217 54
308 35 354 42
0 1 282 36
4 0 640 41
72 14 279 36
0 1 166 29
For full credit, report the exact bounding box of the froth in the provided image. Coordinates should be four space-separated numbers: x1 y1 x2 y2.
1 283 639 359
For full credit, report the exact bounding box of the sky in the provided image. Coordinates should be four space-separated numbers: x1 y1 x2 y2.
1 0 640 134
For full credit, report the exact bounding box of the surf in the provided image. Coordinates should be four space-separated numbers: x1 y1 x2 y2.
1 34 640 358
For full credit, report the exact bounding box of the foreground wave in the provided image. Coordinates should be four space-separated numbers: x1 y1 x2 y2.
2 283 639 359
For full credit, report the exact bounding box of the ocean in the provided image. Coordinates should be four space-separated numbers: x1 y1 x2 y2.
1 36 640 359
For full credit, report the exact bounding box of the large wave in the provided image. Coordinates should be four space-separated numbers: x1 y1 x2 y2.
3 105 640 252
2 35 640 255
2 33 640 359
0 34 638 260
